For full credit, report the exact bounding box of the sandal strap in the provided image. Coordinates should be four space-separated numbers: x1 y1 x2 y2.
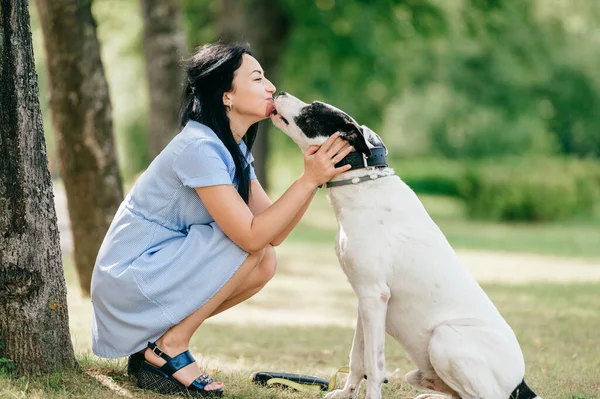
147 341 197 376
146 341 218 390
147 342 172 362
160 350 196 375
189 374 215 390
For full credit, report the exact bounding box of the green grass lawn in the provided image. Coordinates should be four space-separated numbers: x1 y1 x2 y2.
1 281 599 398
2 153 600 398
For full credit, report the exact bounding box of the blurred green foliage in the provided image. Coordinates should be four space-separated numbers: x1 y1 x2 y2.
276 0 446 129
459 157 600 221
93 0 151 179
30 0 600 222
384 1 600 159
391 157 465 197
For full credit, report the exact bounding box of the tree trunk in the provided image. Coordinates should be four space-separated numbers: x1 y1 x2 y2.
0 0 76 376
35 0 123 296
219 0 291 190
140 0 188 158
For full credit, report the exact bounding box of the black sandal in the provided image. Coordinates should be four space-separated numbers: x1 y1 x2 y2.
137 342 224 397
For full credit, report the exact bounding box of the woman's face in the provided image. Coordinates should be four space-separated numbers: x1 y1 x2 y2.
224 54 277 123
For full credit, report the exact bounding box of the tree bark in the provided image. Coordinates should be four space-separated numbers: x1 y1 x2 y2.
35 0 123 296
140 0 188 158
0 0 76 376
219 0 291 190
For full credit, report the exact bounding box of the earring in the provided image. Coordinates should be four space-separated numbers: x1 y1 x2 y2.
226 103 232 112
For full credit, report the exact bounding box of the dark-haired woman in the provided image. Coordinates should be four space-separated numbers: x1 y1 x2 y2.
90 43 353 397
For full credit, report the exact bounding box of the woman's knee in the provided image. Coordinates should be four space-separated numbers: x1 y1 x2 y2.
257 245 277 286
247 246 267 264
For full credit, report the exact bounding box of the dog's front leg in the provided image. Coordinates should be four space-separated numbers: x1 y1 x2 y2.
325 311 365 399
359 288 389 399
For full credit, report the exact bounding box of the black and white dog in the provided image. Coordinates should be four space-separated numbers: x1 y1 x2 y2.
270 92 541 399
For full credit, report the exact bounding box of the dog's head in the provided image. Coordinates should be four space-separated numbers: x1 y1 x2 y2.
271 92 387 156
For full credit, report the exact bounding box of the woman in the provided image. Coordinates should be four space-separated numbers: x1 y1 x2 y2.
90 43 353 397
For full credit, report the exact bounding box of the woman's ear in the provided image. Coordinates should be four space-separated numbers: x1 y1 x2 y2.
338 123 371 156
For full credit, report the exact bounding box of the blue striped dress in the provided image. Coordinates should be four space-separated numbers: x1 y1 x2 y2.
90 121 255 358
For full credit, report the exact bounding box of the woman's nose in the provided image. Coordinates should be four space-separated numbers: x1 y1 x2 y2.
266 79 276 94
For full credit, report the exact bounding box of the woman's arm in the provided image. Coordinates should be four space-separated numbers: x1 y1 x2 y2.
248 178 315 246
195 134 352 253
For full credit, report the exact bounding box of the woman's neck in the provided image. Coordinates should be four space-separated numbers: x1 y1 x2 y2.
229 113 256 144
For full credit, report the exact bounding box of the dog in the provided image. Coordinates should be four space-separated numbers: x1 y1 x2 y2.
270 92 542 399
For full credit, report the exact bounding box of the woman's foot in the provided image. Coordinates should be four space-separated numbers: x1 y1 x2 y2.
144 339 223 392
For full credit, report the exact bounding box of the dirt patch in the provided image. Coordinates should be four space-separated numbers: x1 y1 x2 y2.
458 249 600 283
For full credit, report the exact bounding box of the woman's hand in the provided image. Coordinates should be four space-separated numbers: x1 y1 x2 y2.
300 132 354 188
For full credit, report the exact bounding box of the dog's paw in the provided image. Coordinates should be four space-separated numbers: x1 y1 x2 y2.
414 394 453 399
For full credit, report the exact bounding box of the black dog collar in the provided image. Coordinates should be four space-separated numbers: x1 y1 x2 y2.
324 147 392 189
335 147 387 170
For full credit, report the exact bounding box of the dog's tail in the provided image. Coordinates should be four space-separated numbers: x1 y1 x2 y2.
510 380 542 399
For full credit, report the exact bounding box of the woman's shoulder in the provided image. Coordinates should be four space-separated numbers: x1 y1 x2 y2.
169 121 226 154
179 121 222 145
171 120 251 165
169 122 233 165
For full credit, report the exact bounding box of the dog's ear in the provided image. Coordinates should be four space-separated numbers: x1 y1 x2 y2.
338 122 371 156
361 125 388 155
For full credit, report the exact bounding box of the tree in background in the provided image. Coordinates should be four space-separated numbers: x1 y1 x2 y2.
219 0 291 189
140 0 188 158
35 0 123 296
0 0 75 375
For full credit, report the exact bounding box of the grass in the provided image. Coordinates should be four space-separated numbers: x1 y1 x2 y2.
2 151 600 398
1 280 599 398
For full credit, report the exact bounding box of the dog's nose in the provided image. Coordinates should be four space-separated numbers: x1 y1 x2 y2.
278 91 287 96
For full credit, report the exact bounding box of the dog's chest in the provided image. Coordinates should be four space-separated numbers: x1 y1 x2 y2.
333 213 400 283
328 177 439 281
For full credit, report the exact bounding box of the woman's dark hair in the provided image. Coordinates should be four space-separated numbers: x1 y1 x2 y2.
180 43 258 203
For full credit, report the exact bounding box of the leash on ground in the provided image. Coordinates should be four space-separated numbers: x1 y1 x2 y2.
251 365 350 395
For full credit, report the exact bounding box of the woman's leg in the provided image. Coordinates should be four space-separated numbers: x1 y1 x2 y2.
209 245 277 317
144 246 275 390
